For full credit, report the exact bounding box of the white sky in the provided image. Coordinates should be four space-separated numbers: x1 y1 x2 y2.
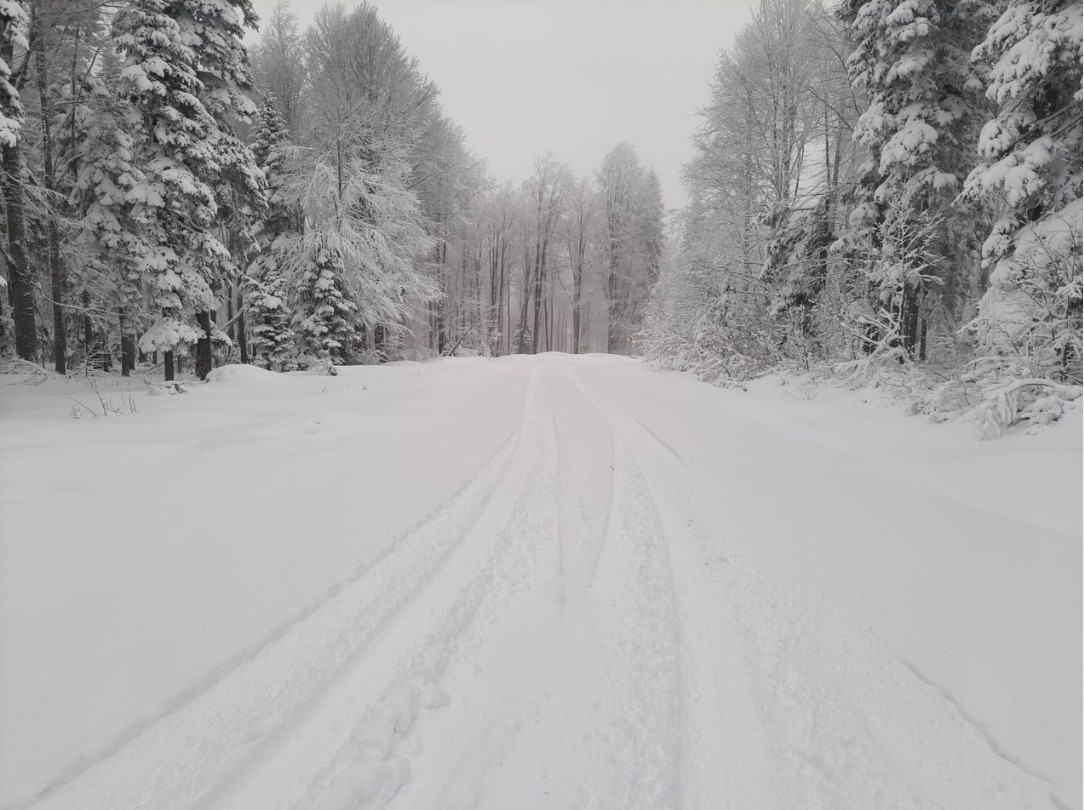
248 0 758 210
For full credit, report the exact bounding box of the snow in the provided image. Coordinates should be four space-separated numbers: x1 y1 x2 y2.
0 355 1079 810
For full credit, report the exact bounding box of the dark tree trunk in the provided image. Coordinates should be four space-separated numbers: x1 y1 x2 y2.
2 141 36 361
237 290 249 364
195 310 213 379
36 30 65 374
571 240 584 354
374 323 387 363
606 261 620 354
164 350 175 381
226 290 234 341
531 244 545 355
120 306 135 376
121 333 135 376
517 242 532 354
900 284 920 357
48 232 66 373
83 290 92 370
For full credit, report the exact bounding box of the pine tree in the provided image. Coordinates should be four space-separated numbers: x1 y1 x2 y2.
841 0 997 358
247 268 294 370
763 197 834 347
960 0 1083 382
272 129 436 366
74 43 149 376
112 0 263 381
0 0 36 361
246 94 296 369
250 94 294 241
0 0 22 149
291 232 357 364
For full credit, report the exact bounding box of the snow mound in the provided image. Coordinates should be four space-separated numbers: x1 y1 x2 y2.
206 364 296 386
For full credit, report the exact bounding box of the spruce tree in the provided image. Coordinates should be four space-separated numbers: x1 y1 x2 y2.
112 0 263 380
292 233 357 364
0 0 36 362
0 0 23 148
74 43 149 376
960 0 1083 381
246 94 297 369
840 0 996 358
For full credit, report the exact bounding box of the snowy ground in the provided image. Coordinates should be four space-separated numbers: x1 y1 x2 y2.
0 354 1079 810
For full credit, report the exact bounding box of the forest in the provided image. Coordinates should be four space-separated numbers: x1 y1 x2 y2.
0 0 665 379
0 0 1080 432
0 3 1080 808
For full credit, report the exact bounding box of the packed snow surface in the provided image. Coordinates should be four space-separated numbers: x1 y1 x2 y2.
0 355 1079 810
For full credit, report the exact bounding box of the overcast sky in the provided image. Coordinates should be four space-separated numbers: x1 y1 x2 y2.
248 0 758 210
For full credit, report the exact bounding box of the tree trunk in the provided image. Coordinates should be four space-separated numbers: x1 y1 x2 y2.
495 239 506 357
83 290 92 371
374 323 387 363
237 289 249 364
606 264 619 354
531 243 545 354
164 349 175 381
571 236 584 354
900 284 920 357
517 242 532 354
226 288 235 341
2 141 36 361
195 310 213 379
120 306 135 377
36 29 65 374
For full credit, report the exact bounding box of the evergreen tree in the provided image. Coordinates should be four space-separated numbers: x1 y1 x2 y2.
0 0 23 149
273 132 435 366
246 93 296 369
840 0 996 358
960 0 1083 381
0 0 36 361
112 0 263 381
247 267 294 370
74 42 149 376
291 232 357 364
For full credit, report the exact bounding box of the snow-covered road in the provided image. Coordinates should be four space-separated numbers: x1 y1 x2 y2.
1 355 1079 810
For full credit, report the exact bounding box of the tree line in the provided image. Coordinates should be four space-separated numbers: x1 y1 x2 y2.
644 0 1082 419
0 0 666 379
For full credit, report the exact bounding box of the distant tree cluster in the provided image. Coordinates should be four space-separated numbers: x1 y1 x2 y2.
643 0 1081 426
0 0 665 378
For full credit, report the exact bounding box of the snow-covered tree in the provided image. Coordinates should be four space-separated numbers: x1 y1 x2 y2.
273 136 436 365
245 94 296 369
74 41 150 376
840 0 997 358
113 0 263 380
597 144 666 354
290 232 356 364
0 0 24 148
0 0 35 361
519 154 568 354
247 266 295 370
960 0 1083 382
250 0 306 136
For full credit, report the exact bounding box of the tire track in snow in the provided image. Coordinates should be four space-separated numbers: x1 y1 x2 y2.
372 360 683 810
563 364 772 810
508 365 685 810
435 364 684 810
19 367 544 810
568 442 684 810
569 365 1061 810
269 363 562 810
